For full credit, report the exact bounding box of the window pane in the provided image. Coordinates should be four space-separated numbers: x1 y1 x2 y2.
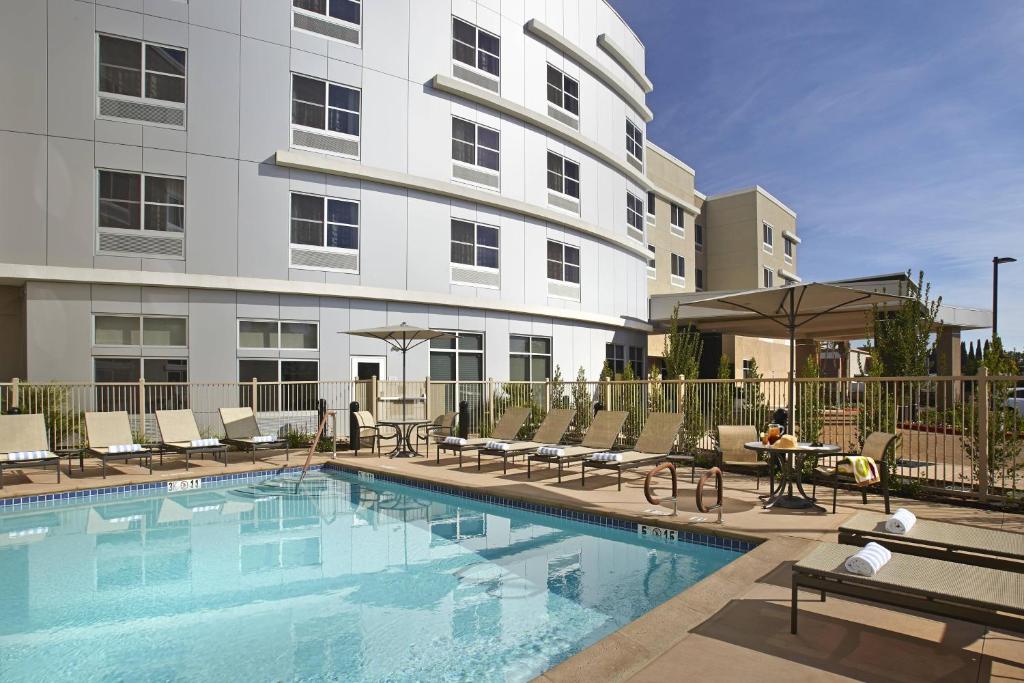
531 356 550 381
563 76 578 98
509 355 529 381
531 337 550 354
145 46 186 76
95 316 140 345
239 321 278 348
547 241 562 260
280 323 318 349
476 246 498 268
547 83 562 107
292 194 323 221
100 200 141 229
451 242 474 266
452 140 475 164
145 177 184 205
326 224 358 249
547 65 561 87
293 101 325 129
100 171 140 201
458 353 483 381
477 52 499 76
477 126 499 151
328 0 360 24
509 335 529 353
451 219 475 244
547 260 562 280
476 148 499 171
476 225 498 248
142 317 186 346
99 36 141 97
239 359 278 382
453 18 476 45
430 352 455 380
291 220 322 246
95 357 141 382
458 333 483 351
327 199 358 225
477 31 499 56
452 118 476 143
565 264 580 284
144 358 188 383
430 334 456 350
327 110 359 135
564 246 579 265
145 73 185 103
565 178 579 199
100 36 141 69
294 0 326 14
329 84 360 110
145 204 184 232
452 41 475 67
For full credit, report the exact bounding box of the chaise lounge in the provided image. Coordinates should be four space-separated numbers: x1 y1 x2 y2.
85 411 154 478
0 414 61 488
219 407 289 464
526 410 628 482
580 412 685 491
437 406 531 468
155 409 229 470
477 408 575 474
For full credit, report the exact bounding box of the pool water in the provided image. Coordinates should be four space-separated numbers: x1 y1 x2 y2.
0 470 741 682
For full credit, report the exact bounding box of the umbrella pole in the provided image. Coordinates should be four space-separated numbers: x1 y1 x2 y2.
788 288 796 435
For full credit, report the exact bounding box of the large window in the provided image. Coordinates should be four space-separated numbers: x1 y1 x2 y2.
452 17 500 78
430 332 484 382
239 359 319 412
94 357 188 411
238 321 318 350
695 268 704 291
671 253 685 285
95 315 187 347
784 237 794 262
546 240 580 284
647 244 656 271
695 223 704 251
626 119 644 165
605 344 644 378
626 192 644 238
293 0 361 25
671 204 684 235
762 222 774 254
509 335 551 381
763 266 774 288
99 35 186 104
291 74 360 143
546 65 578 116
290 193 359 251
546 152 580 199
647 192 656 217
451 219 499 270
452 118 500 172
98 171 184 233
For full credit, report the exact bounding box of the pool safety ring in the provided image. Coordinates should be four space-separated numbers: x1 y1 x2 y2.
644 462 677 506
696 467 724 515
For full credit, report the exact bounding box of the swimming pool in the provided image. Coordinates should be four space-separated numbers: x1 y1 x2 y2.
0 469 743 682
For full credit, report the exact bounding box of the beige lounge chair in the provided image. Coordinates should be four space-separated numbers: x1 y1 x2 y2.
812 431 897 513
438 406 532 468
581 412 685 491
352 411 398 456
716 425 770 489
791 542 1024 635
477 408 575 474
0 413 60 488
839 511 1024 573
155 409 229 470
416 411 457 458
527 410 628 482
219 407 289 464
85 411 154 478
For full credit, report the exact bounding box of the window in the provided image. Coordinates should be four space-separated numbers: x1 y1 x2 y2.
293 0 361 25
290 193 359 251
626 192 644 237
452 17 500 78
629 346 644 377
763 267 774 288
509 335 551 381
451 219 499 269
94 357 188 411
98 171 184 233
99 35 185 105
605 343 643 377
671 253 685 284
546 152 579 199
784 238 794 262
695 223 704 251
238 320 318 350
291 74 360 140
239 359 319 412
546 240 580 284
742 359 753 379
671 205 684 234
647 244 656 271
647 192 656 217
546 64 578 116
94 316 187 347
762 222 774 253
452 117 500 172
626 119 644 165
430 332 484 382
695 268 704 291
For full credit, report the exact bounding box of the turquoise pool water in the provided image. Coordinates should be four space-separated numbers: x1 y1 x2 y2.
0 470 741 682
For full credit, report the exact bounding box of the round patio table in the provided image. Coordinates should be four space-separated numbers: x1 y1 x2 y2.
379 418 432 458
744 441 840 513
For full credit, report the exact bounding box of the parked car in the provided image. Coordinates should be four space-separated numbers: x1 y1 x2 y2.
1006 387 1024 417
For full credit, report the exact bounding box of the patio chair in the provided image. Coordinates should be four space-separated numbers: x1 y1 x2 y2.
581 412 685 491
527 410 628 482
155 409 229 470
414 411 456 456
838 510 1024 573
352 411 398 457
791 542 1024 635
715 425 770 489
811 431 897 513
85 411 154 478
0 414 60 488
437 406 531 468
477 408 575 474
219 407 289 464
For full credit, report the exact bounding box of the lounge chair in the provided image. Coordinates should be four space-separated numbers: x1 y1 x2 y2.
0 414 60 488
352 411 398 457
715 425 770 489
477 408 575 474
219 407 289 464
581 412 685 491
812 431 897 513
85 411 154 478
791 542 1024 635
839 510 1024 573
415 411 457 456
155 409 229 470
527 410 628 482
437 406 531 468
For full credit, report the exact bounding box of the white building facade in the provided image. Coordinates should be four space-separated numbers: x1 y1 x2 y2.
0 0 666 386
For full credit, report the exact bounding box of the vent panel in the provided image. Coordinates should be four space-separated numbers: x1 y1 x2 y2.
292 128 359 157
547 105 579 129
290 247 358 272
547 281 580 301
97 230 184 258
452 64 500 93
627 227 644 242
626 154 643 172
293 12 360 45
452 164 500 189
99 97 184 127
451 266 500 288
548 192 579 214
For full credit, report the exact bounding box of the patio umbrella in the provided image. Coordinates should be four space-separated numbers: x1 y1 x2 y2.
650 283 911 432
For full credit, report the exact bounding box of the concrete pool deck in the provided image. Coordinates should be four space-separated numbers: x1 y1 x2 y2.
1 448 1021 681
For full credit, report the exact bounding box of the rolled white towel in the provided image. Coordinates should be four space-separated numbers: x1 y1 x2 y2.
189 438 221 448
5 451 50 461
444 436 467 446
485 440 511 451
885 508 917 535
589 452 623 463
537 446 566 457
249 435 278 444
107 443 144 454
843 541 892 576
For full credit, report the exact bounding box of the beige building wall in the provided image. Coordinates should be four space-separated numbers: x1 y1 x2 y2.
644 143 699 297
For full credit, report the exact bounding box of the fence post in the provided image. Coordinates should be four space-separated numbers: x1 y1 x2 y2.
370 376 378 418
424 376 431 419
10 377 19 410
977 366 989 503
487 378 495 428
677 375 685 413
251 377 258 414
603 380 612 412
138 377 147 440
545 380 551 412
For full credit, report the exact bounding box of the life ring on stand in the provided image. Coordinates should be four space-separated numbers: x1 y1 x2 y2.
696 467 724 514
644 462 678 505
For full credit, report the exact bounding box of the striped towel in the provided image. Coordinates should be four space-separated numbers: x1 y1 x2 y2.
844 541 892 576
249 435 277 444
536 446 566 457
485 440 511 451
189 438 221 448
108 443 144 454
838 456 880 486
5 451 51 461
589 452 622 462
886 508 917 534
444 436 467 446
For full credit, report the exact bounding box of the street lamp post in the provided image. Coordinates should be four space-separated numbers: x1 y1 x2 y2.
993 256 1017 339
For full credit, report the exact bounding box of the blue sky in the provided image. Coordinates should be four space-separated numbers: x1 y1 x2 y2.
610 0 1024 351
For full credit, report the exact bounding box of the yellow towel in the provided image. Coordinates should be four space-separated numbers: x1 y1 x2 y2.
837 456 880 486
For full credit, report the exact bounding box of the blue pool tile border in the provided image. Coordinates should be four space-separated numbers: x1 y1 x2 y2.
323 462 757 554
0 466 321 511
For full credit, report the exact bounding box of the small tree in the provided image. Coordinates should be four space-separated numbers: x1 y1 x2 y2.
663 304 703 379
711 354 735 429
647 366 665 414
865 270 941 378
797 353 824 444
570 366 593 441
742 358 772 429
550 364 566 408
960 337 1023 490
620 360 644 444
